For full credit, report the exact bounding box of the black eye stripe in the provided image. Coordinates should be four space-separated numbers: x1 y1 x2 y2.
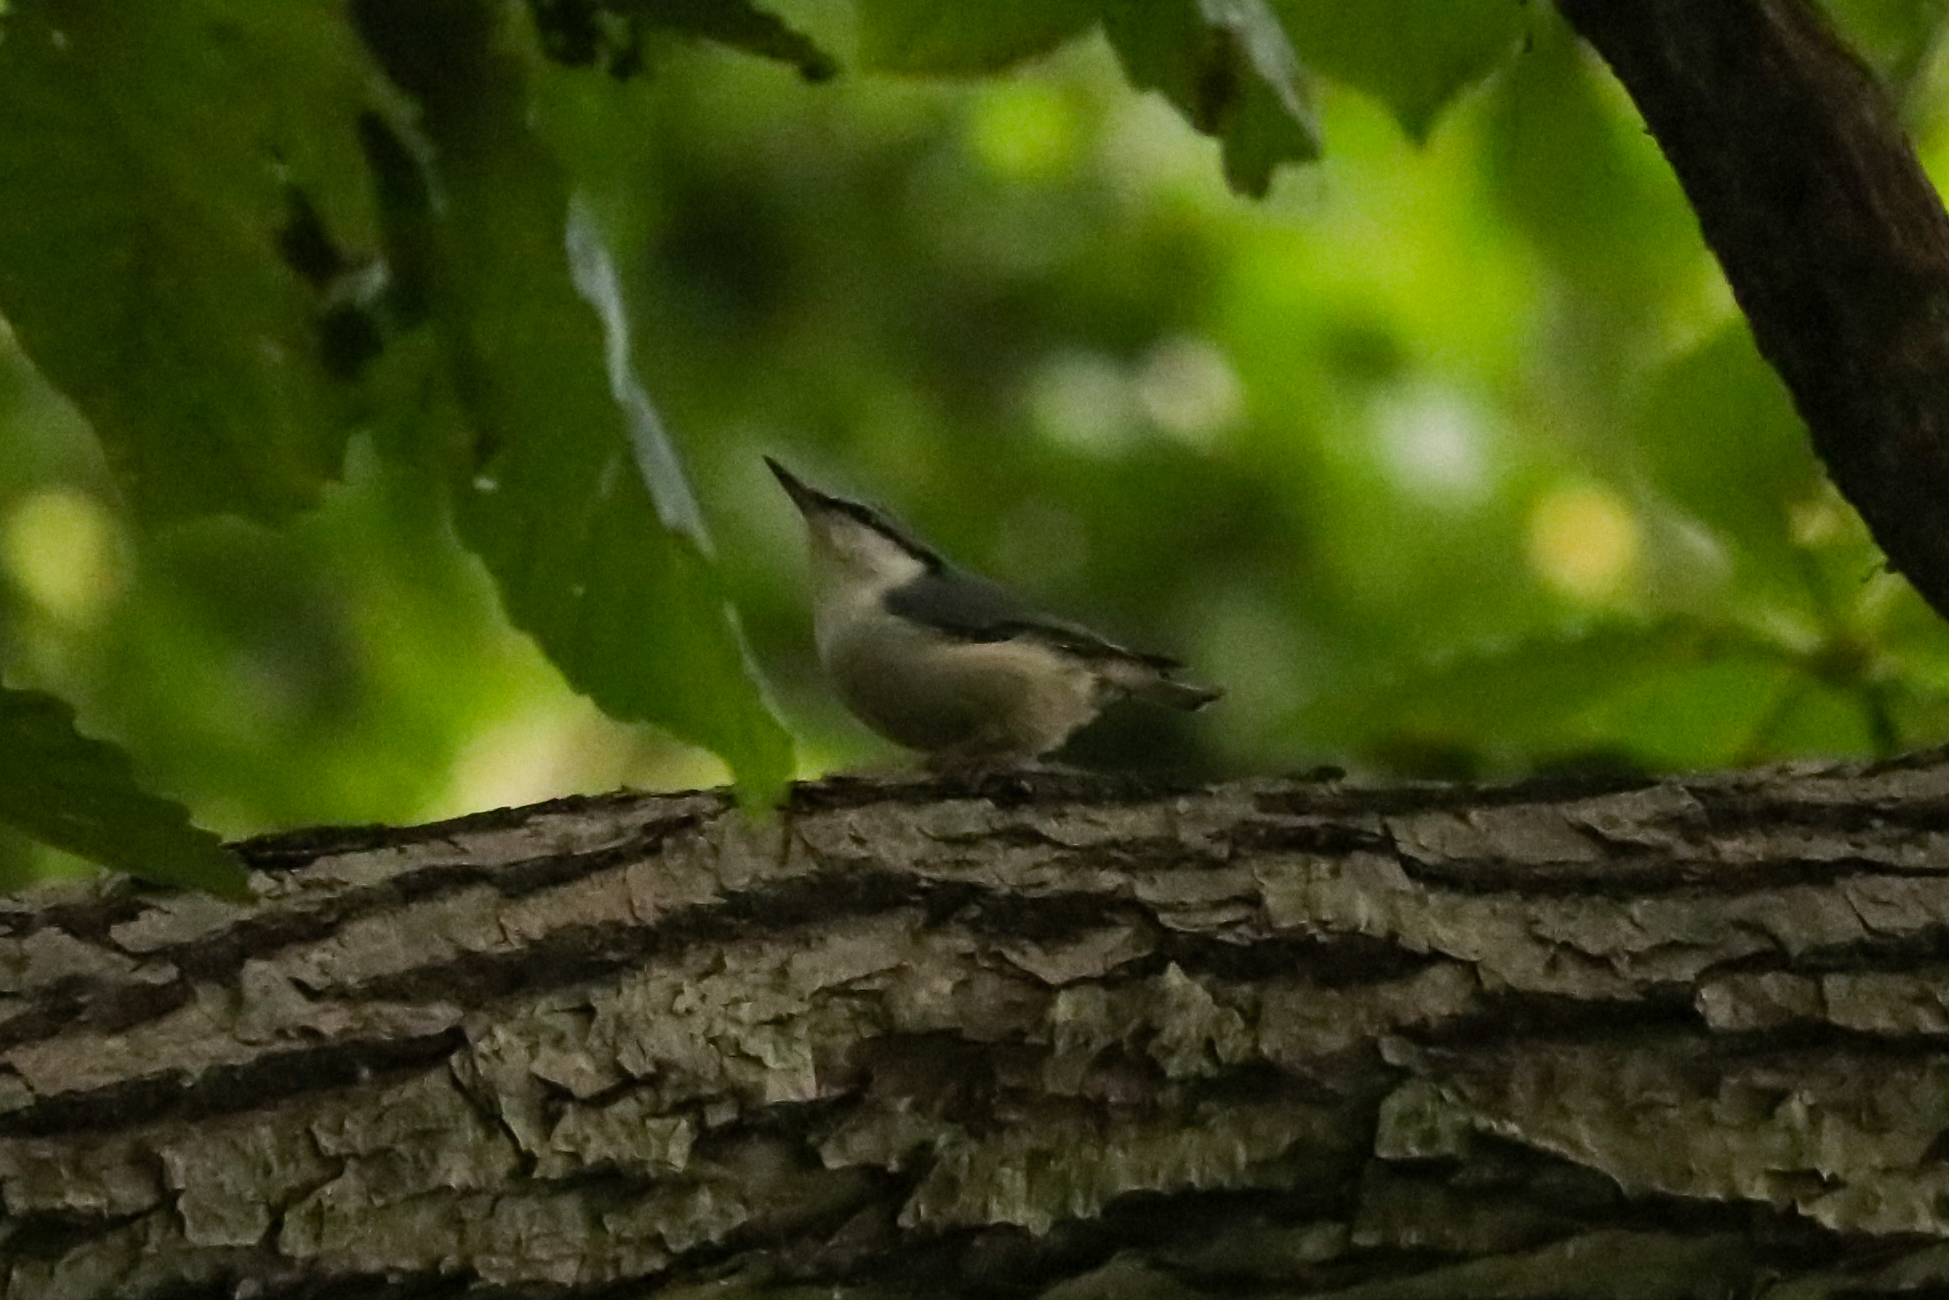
830 500 945 570
835 500 884 530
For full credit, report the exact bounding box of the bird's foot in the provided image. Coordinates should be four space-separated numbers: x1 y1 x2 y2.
925 754 1113 802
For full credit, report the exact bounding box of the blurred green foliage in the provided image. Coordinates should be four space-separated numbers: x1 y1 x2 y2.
4 0 1949 890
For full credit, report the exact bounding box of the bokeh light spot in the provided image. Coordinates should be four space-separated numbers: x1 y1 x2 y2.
1135 336 1245 446
2 488 124 624
967 82 1078 182
1374 384 1489 504
1527 483 1640 602
1026 349 1141 454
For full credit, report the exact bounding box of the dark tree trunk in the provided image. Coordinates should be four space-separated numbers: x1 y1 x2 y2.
1556 0 1949 623
9 761 1949 1297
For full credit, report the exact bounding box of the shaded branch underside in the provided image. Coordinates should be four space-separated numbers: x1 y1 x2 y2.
9 759 1949 1295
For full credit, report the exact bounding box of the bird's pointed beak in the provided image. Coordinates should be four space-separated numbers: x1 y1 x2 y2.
765 456 831 518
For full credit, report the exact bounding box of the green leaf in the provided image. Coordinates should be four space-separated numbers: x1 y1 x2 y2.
0 687 248 896
1481 13 1697 307
525 0 835 80
359 1 795 806
858 0 1099 75
623 0 837 79
0 0 383 524
1815 0 1949 102
1273 0 1524 142
1102 0 1321 198
1631 322 1824 585
1307 622 1798 774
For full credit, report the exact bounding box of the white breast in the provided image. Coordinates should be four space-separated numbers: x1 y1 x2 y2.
817 597 1103 757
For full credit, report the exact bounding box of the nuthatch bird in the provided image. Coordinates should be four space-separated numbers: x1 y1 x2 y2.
767 457 1221 763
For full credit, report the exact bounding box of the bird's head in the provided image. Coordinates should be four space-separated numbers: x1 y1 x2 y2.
766 457 938 597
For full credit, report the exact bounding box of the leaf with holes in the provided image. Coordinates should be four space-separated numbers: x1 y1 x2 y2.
356 1 795 806
0 0 385 523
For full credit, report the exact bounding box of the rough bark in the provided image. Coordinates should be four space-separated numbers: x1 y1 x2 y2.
10 760 1949 1296
1555 0 1949 621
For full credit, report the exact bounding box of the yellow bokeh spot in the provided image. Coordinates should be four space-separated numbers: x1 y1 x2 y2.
1527 483 1640 602
2 488 124 624
967 82 1077 181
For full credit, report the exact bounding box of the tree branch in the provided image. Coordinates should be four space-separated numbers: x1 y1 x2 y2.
9 762 1949 1295
1555 0 1949 620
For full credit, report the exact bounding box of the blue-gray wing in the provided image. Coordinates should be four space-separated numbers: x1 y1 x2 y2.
883 570 1182 670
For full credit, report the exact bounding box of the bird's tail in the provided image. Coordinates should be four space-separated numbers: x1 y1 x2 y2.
1132 675 1224 711
1099 656 1223 711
